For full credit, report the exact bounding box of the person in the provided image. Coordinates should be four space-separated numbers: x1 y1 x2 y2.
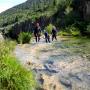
51 26 57 41
44 30 50 43
34 23 41 42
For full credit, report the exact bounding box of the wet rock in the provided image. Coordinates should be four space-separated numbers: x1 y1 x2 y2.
47 61 54 64
39 74 44 85
87 72 90 77
60 78 72 88
27 61 32 65
44 64 59 73
69 73 82 81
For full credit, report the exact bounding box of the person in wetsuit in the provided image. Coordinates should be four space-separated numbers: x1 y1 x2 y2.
44 30 50 43
51 26 57 41
34 23 41 42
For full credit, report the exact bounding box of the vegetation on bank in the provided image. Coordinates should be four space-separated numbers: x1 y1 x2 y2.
0 40 36 90
58 25 80 36
0 0 90 39
45 24 53 34
61 37 90 57
18 32 32 44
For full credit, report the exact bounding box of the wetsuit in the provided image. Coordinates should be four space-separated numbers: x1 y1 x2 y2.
52 29 57 41
44 32 50 43
34 26 41 42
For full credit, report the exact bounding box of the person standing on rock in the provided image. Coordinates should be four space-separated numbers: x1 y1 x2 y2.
51 26 57 41
34 23 41 42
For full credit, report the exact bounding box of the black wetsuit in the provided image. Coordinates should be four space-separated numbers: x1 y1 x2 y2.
34 26 41 42
52 29 57 41
44 32 50 43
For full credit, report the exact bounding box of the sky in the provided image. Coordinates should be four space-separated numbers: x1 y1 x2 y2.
0 0 27 13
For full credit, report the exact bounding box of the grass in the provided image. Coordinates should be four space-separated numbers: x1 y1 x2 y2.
0 40 36 90
58 26 80 36
61 37 90 56
18 32 32 44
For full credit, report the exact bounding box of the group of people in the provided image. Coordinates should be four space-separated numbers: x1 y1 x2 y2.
33 23 57 43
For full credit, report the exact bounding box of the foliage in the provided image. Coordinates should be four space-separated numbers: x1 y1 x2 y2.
87 24 90 33
45 24 53 34
59 26 80 36
62 37 90 57
58 31 69 36
18 32 32 44
66 25 80 36
0 0 58 27
0 0 89 37
0 41 36 90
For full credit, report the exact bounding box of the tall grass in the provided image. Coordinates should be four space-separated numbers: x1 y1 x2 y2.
62 37 90 55
45 24 53 34
18 32 32 44
58 26 80 36
0 41 36 90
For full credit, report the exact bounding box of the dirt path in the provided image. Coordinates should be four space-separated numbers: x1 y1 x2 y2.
14 37 90 90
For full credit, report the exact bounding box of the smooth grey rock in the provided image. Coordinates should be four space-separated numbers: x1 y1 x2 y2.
60 78 72 88
44 64 59 73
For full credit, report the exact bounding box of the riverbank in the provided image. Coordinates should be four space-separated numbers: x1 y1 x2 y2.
14 36 90 90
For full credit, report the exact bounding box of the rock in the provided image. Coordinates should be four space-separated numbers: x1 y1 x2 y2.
60 78 72 88
27 61 32 65
40 74 63 90
39 74 44 85
69 73 82 81
44 64 59 73
47 61 54 64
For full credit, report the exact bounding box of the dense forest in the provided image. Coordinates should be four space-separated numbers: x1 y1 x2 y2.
0 0 90 39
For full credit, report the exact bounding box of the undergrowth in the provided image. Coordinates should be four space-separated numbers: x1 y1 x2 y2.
0 40 36 90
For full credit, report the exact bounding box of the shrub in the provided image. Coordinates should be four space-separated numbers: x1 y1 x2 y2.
58 26 80 36
45 24 53 34
69 26 80 36
87 24 90 33
0 41 36 90
58 28 69 36
18 32 32 44
58 31 69 36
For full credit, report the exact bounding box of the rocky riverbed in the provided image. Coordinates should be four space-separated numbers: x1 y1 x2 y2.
14 37 90 90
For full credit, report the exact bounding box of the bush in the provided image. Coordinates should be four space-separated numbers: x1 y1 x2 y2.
68 26 80 36
58 26 80 36
0 41 36 90
45 24 53 34
58 31 69 36
18 32 32 44
87 24 90 33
